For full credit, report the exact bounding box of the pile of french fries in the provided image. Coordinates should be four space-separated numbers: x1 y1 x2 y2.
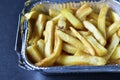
25 3 120 67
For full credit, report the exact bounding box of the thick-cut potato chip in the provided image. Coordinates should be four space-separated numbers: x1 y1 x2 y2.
70 27 95 56
86 35 107 56
83 21 106 46
107 21 120 39
57 30 88 53
37 39 45 58
36 35 62 66
104 33 120 61
98 5 109 39
110 10 120 22
61 9 84 29
111 44 120 60
25 11 39 20
44 21 55 57
57 54 106 66
76 3 92 21
63 43 77 55
26 44 43 63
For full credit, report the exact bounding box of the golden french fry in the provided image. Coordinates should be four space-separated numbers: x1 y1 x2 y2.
79 31 91 37
98 5 109 39
117 28 120 37
65 30 76 37
63 43 77 55
44 21 55 57
26 44 43 63
83 21 106 46
107 21 120 39
25 11 39 20
35 14 48 38
110 10 120 22
37 39 45 58
86 35 107 56
76 3 92 21
70 27 95 56
35 35 62 66
111 44 120 60
104 33 120 61
61 9 84 29
51 14 62 24
74 49 86 56
57 54 106 66
58 17 67 30
49 8 59 17
57 30 88 53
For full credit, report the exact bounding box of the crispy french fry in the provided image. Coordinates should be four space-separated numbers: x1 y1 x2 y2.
79 31 91 37
83 21 106 46
117 28 120 37
25 11 39 20
26 44 43 63
57 54 106 66
58 17 67 30
88 12 98 21
49 8 59 17
35 35 62 66
74 49 86 56
111 44 120 60
76 3 92 21
65 30 76 37
57 30 88 53
37 39 45 58
44 21 55 57
63 43 77 55
98 5 109 39
110 10 120 22
104 33 120 61
35 14 49 38
51 14 62 24
86 35 107 56
70 27 95 56
107 21 120 39
61 9 84 29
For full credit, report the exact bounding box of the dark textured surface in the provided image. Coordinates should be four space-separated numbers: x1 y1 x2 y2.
0 0 120 80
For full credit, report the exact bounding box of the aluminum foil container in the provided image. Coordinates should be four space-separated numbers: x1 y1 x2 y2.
15 0 120 75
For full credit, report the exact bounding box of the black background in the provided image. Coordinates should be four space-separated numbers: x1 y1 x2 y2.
0 0 120 80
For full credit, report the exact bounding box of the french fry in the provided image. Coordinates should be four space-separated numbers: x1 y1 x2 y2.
61 9 84 29
35 35 62 67
110 10 120 22
35 14 49 38
104 33 120 61
107 21 120 39
57 30 88 53
98 5 109 39
26 44 43 63
37 39 45 58
44 21 55 57
58 17 67 30
79 31 91 37
25 11 39 20
74 49 86 56
63 43 77 55
51 14 62 24
83 21 106 46
117 28 120 37
88 19 97 26
86 35 107 56
111 44 120 60
57 54 106 66
70 27 95 56
49 8 59 17
76 3 92 21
